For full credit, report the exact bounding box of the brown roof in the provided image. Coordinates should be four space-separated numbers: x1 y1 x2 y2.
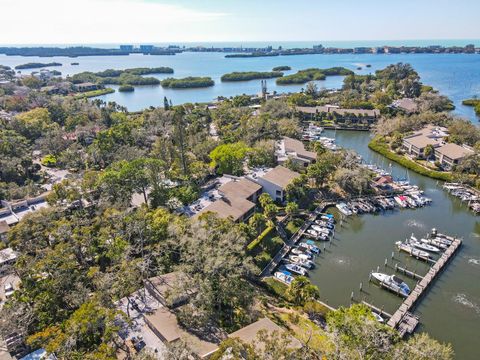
0 220 9 235
260 166 300 189
194 197 255 222
218 178 261 200
283 137 317 161
297 106 380 117
392 98 418 112
228 318 302 350
404 135 442 149
145 307 221 358
435 143 474 160
145 307 182 343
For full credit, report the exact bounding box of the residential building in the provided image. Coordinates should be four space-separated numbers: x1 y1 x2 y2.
254 166 300 203
434 143 474 169
276 136 317 167
139 45 154 52
402 125 449 158
0 220 9 241
120 45 134 51
75 82 100 92
297 105 380 124
227 317 302 351
391 98 418 113
0 248 17 275
194 196 256 223
192 177 261 222
144 307 220 359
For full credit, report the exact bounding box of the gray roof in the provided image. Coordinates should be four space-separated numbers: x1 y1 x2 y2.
260 165 300 189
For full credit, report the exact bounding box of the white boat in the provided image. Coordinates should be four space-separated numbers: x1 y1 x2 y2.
300 240 321 254
395 241 430 259
274 271 294 285
336 202 353 216
372 312 384 323
420 237 448 250
285 264 308 276
311 225 331 235
408 238 441 253
291 247 313 259
289 255 315 269
371 272 411 296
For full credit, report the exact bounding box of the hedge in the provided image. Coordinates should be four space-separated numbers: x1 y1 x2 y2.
247 225 274 251
368 137 454 182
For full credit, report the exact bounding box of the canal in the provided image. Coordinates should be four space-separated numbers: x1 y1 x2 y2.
309 130 480 360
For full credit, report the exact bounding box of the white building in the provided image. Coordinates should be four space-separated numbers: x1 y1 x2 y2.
254 165 300 203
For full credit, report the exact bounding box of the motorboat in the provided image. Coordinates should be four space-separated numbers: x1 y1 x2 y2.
420 237 448 250
291 247 314 259
315 220 334 229
311 225 331 235
336 202 353 216
372 312 384 323
274 271 294 285
371 272 411 296
285 264 308 276
408 237 441 253
395 241 430 259
394 196 408 208
300 240 321 254
289 254 315 269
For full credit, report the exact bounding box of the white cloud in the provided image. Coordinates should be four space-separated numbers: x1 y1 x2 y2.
0 0 229 44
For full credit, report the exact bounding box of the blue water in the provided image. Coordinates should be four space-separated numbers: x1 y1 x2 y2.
1 52 479 120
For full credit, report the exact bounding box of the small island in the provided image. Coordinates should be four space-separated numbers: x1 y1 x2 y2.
462 98 480 115
221 71 284 82
160 76 214 88
276 67 353 85
70 67 173 86
15 62 62 70
272 65 291 71
118 85 135 92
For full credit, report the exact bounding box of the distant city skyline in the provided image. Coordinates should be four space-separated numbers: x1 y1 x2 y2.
1 0 480 45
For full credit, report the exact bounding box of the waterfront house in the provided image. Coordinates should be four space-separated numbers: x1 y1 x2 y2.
276 136 317 167
402 125 449 158
296 105 380 125
75 82 99 92
255 166 300 203
434 143 474 169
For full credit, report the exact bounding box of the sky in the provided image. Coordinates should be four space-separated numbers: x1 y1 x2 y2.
1 0 480 45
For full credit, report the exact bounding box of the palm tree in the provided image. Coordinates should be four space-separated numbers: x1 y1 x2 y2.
287 276 320 305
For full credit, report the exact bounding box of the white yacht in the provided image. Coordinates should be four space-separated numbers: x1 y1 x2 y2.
371 272 411 297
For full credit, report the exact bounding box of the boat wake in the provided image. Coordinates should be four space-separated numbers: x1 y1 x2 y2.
405 219 426 230
453 293 480 315
467 258 480 266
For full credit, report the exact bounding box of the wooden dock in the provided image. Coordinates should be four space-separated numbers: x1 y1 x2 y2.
361 301 393 319
394 264 424 280
387 236 462 335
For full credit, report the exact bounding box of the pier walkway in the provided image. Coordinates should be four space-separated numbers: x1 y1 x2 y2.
386 236 462 336
259 202 334 277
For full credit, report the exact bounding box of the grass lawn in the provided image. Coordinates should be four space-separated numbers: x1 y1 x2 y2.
263 277 289 299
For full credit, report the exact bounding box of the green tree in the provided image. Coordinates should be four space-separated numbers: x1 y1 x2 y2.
209 142 250 175
287 276 319 305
